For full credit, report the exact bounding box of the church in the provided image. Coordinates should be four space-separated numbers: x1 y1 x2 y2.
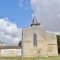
21 16 58 57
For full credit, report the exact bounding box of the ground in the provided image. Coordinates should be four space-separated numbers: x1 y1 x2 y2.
22 56 60 60
0 56 60 60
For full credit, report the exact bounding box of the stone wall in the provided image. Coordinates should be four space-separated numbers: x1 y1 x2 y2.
22 25 58 57
0 49 21 57
22 26 47 57
46 32 58 56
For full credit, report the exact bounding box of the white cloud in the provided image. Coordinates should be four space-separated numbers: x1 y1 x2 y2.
18 0 30 10
57 14 60 18
46 31 60 35
0 18 22 46
18 0 23 7
31 0 60 35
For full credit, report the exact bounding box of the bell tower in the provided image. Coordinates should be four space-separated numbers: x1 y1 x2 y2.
31 16 41 26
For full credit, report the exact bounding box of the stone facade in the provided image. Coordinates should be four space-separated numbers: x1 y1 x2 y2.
22 16 58 57
46 33 58 56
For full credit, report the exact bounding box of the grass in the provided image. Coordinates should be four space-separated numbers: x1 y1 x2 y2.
22 56 60 60
0 56 21 60
0 56 60 60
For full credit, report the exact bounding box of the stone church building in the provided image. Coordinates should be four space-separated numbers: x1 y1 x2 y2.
22 16 58 57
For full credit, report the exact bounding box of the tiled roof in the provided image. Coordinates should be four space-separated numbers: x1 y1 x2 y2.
0 46 21 49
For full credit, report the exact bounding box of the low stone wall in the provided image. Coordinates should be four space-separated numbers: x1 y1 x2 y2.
0 49 21 57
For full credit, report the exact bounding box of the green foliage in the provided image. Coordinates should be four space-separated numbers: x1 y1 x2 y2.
57 35 60 41
56 35 60 54
18 41 22 47
57 35 60 46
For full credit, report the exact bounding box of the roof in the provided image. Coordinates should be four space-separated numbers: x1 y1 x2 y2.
0 46 21 49
31 16 40 26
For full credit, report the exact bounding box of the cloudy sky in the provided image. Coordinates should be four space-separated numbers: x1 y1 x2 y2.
0 0 32 45
0 18 22 45
31 0 60 34
0 0 60 45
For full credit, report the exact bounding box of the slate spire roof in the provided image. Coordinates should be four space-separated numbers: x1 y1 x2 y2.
31 15 40 26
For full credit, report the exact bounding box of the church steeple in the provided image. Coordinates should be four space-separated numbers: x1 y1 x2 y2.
31 15 40 26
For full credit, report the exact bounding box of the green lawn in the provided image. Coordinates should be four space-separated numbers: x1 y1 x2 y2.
0 56 60 60
0 56 21 60
22 56 60 60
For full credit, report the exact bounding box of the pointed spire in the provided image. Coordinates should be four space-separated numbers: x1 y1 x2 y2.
32 15 38 24
31 15 41 26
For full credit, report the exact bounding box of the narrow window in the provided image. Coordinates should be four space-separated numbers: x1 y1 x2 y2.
33 33 37 46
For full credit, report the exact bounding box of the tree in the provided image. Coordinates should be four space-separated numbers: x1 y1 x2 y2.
37 49 41 60
56 35 60 54
18 41 22 47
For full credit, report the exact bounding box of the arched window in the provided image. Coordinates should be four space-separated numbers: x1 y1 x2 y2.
33 33 37 46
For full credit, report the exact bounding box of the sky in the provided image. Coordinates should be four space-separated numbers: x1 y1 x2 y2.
31 0 60 34
0 0 33 45
0 0 33 28
0 0 60 45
